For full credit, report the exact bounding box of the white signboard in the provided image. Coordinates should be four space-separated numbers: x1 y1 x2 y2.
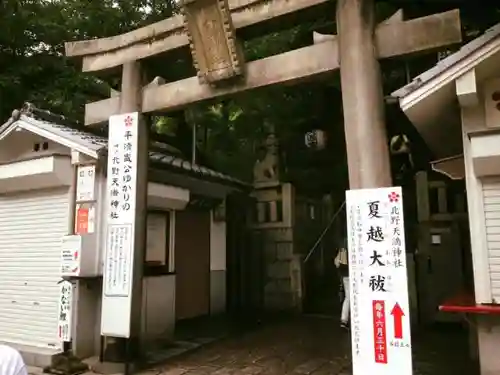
57 281 73 342
76 165 96 202
60 235 82 276
101 112 139 338
346 187 412 375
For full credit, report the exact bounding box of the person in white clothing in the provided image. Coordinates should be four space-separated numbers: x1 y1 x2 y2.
334 237 349 329
0 345 28 375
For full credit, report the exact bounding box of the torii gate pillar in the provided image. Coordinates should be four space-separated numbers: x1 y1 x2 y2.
337 0 392 189
99 61 149 368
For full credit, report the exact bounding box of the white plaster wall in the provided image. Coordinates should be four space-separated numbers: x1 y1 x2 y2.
76 170 181 356
73 276 176 358
210 210 227 314
483 78 500 129
0 130 69 164
96 170 187 276
141 275 176 342
0 156 74 194
210 211 226 271
73 280 101 358
461 102 495 304
477 316 500 375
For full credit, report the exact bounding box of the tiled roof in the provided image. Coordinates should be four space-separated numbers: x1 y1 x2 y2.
1 104 249 188
392 22 500 98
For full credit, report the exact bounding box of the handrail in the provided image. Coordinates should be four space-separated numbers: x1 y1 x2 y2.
303 200 345 263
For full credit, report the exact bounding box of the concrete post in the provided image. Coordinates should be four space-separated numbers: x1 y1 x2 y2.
336 0 392 189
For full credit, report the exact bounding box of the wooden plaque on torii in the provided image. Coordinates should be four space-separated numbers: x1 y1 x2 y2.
181 0 245 84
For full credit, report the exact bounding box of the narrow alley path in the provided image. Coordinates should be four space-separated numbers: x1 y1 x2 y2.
142 316 476 375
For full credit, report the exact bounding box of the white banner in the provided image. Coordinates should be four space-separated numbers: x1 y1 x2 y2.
346 187 412 375
101 112 139 338
57 281 73 342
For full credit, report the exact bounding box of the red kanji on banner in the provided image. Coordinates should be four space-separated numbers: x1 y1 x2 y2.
372 300 388 364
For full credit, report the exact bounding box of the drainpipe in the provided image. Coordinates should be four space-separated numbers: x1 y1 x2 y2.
68 163 78 236
191 120 197 165
65 159 79 354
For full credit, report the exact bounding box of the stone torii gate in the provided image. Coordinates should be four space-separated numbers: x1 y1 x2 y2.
65 0 461 364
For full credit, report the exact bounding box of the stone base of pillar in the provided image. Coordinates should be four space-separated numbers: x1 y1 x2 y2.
261 229 303 312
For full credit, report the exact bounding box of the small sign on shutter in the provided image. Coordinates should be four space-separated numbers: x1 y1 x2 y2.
75 203 96 234
76 165 96 202
57 280 73 342
76 207 89 234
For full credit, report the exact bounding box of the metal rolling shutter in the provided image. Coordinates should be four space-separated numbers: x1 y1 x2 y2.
0 189 69 350
483 178 500 302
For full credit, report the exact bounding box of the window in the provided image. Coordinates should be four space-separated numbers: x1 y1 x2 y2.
33 141 49 152
145 211 172 274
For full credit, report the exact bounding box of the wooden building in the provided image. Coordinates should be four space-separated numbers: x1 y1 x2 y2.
392 23 500 375
0 104 246 366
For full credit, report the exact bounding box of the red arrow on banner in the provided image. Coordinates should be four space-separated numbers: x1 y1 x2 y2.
390 303 405 339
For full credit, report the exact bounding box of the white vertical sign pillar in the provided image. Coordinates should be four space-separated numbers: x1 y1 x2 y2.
346 186 412 375
101 112 140 338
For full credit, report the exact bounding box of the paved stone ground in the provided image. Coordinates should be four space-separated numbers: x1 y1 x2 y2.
138 316 478 375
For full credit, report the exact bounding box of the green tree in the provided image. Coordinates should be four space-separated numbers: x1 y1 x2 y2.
1 0 499 192
0 0 178 121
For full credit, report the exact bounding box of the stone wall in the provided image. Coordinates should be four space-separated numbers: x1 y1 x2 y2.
251 183 305 311
259 228 303 310
250 183 335 312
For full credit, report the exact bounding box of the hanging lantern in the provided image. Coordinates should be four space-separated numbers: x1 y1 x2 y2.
305 130 327 150
390 134 410 155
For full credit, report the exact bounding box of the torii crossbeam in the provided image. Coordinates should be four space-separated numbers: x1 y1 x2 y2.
76 9 461 126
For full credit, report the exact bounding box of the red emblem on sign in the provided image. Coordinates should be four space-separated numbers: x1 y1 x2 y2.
372 300 388 364
388 192 400 203
124 116 133 127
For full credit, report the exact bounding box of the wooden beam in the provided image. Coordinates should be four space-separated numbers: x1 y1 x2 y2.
381 9 403 25
84 10 461 125
85 41 336 125
455 68 479 108
65 0 331 73
313 8 403 44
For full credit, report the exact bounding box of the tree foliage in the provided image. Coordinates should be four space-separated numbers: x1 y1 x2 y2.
1 0 499 193
0 0 178 121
